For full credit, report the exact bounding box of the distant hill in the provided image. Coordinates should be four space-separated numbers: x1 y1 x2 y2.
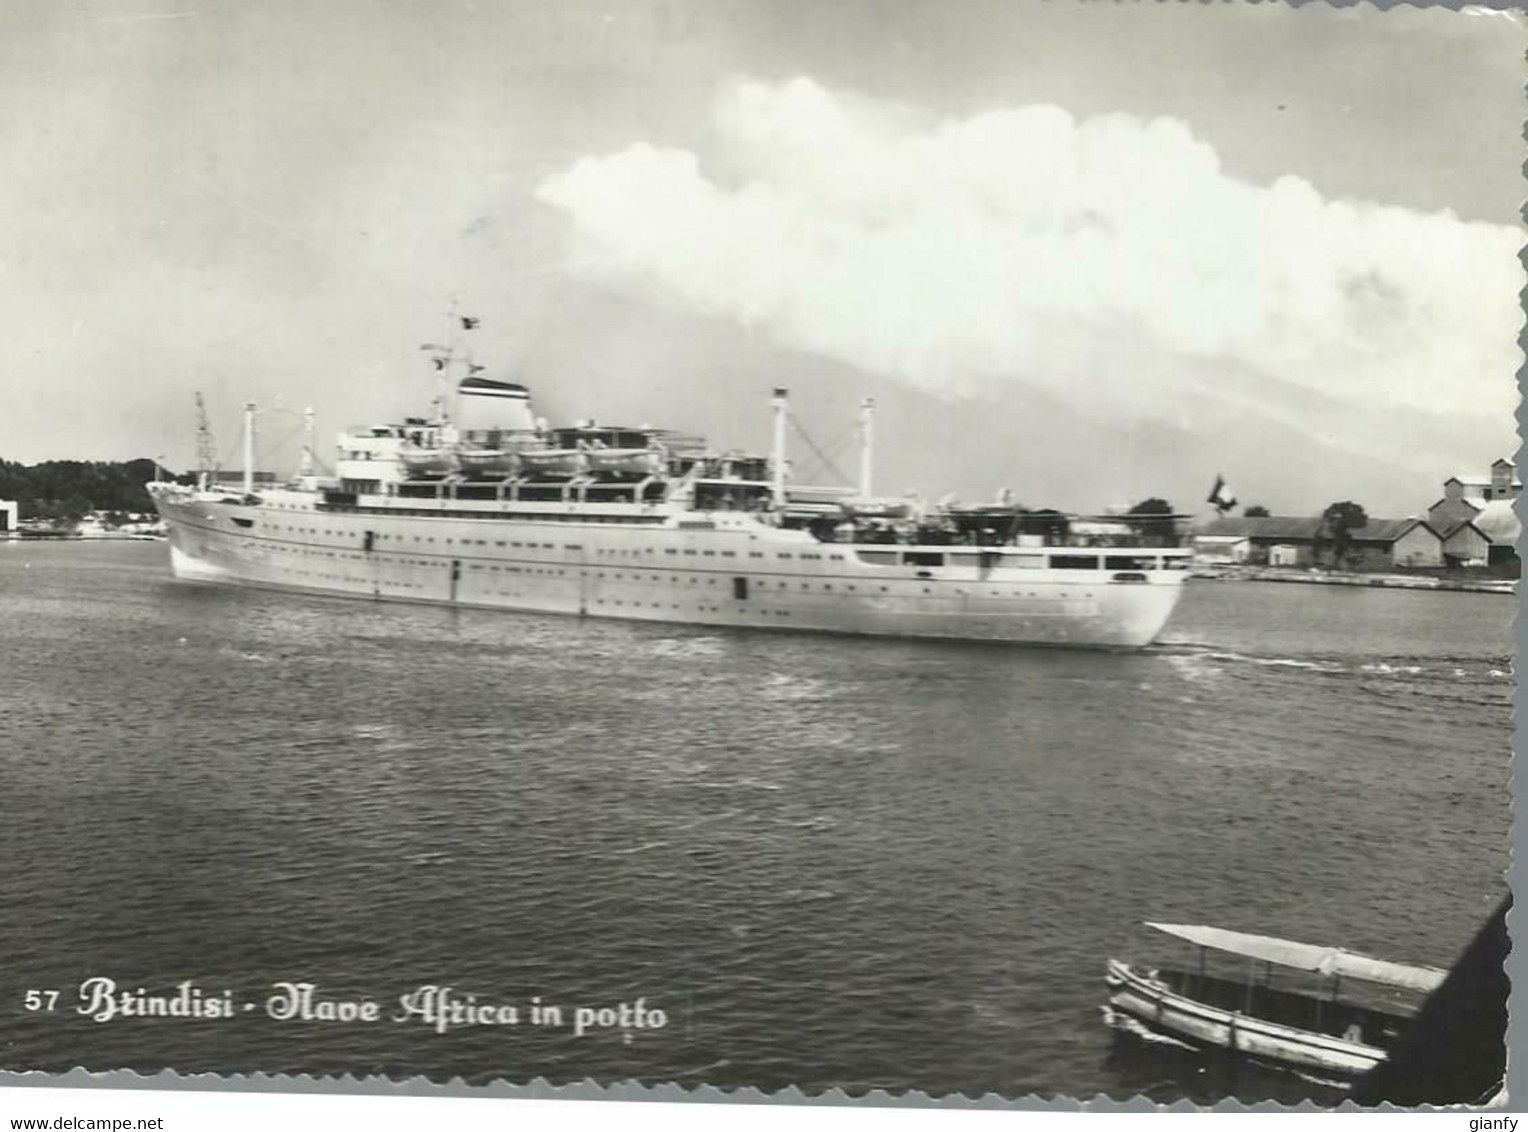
0 458 185 521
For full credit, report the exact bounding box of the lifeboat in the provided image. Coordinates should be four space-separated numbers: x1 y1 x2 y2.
457 447 519 475
399 444 458 475
841 498 912 520
518 448 589 476
585 447 665 477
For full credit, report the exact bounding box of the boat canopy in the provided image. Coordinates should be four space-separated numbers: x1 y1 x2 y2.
1144 922 1448 994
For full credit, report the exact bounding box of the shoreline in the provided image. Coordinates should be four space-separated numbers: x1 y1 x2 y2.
1191 565 1515 595
1 533 166 542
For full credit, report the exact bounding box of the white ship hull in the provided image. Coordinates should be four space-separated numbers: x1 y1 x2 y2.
152 488 1188 647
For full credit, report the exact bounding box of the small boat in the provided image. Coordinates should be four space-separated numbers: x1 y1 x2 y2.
1105 922 1447 1080
398 443 458 475
518 448 588 476
584 446 665 477
455 427 544 476
840 498 913 520
456 447 519 474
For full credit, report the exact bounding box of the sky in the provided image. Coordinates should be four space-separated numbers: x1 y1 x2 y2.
1 0 1523 516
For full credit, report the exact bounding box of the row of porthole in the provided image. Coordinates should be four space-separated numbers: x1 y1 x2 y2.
251 544 1097 600
258 520 842 565
222 560 1094 608
328 508 663 525
265 549 1089 599
274 546 1099 599
250 556 433 590
589 600 794 617
286 569 425 589
273 545 444 568
261 522 567 551
656 549 845 562
249 527 858 573
467 564 565 575
289 553 573 578
576 582 1092 599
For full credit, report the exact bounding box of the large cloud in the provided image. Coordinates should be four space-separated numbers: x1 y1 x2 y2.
537 77 1521 430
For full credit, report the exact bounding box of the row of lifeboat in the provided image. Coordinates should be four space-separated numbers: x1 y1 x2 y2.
400 433 669 479
402 444 667 478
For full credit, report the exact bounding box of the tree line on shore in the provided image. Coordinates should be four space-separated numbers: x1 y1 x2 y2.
0 458 189 522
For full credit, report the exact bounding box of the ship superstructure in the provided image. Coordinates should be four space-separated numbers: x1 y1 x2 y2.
149 332 1191 647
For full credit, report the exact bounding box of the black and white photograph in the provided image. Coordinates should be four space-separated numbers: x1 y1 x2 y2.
0 0 1517 1114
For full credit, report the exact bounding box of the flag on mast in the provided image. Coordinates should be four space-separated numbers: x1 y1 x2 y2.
461 316 480 330
1207 475 1238 513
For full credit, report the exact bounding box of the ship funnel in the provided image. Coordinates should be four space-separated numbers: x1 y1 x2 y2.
456 377 536 434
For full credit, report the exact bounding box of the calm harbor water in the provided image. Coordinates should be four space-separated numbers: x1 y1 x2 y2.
0 541 1512 1103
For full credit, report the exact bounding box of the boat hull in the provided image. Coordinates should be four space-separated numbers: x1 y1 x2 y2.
152 489 1188 647
1105 960 1387 1078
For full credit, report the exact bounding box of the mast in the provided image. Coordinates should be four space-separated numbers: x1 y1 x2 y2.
193 392 217 492
301 406 315 477
425 302 479 430
431 353 449 426
771 387 789 504
453 310 481 435
858 396 875 498
242 402 256 496
424 298 458 427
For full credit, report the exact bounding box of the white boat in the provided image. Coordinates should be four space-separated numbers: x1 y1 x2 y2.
584 447 665 477
1105 922 1448 1080
147 344 1194 648
517 448 589 476
457 420 544 475
456 447 519 474
398 444 458 475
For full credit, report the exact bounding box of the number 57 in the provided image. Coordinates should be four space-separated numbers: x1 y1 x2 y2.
24 990 59 1011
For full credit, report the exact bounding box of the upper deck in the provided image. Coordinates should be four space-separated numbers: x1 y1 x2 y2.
236 377 1191 572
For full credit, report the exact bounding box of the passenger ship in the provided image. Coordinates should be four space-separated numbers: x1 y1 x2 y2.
148 347 1191 647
